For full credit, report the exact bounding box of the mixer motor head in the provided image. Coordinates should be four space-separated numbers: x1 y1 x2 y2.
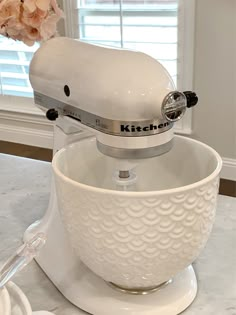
29 37 198 159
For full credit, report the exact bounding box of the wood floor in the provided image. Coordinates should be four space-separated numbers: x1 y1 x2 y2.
0 140 235 197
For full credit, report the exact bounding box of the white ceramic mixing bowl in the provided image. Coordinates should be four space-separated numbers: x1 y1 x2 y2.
53 135 222 289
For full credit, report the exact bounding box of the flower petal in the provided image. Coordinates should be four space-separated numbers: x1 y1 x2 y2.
36 0 50 11
24 0 37 13
23 37 36 46
39 13 59 40
50 0 65 18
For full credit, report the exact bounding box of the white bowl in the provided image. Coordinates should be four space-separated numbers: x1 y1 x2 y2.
53 135 222 289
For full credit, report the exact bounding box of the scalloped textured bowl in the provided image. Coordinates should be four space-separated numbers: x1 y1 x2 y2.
53 135 222 289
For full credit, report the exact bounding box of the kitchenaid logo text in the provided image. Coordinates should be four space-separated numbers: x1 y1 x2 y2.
120 122 170 133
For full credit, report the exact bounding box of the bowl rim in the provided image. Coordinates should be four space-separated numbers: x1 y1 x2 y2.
52 135 223 197
6 281 32 315
0 286 11 315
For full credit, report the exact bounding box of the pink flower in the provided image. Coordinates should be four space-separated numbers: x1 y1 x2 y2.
39 13 59 40
5 19 24 36
0 0 64 46
21 26 41 45
23 0 51 13
0 0 21 27
22 8 47 28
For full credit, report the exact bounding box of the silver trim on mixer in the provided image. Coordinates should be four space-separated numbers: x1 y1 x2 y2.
108 279 172 295
97 139 173 159
34 92 173 137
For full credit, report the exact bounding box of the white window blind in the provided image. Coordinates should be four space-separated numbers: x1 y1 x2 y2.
0 36 38 98
74 0 178 85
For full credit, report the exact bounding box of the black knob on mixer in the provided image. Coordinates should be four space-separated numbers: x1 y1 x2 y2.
183 91 198 108
46 108 59 121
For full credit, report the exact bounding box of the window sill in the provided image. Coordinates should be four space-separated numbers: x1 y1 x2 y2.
0 95 43 115
0 96 53 148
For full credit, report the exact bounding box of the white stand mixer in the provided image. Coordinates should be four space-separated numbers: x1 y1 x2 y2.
24 37 222 315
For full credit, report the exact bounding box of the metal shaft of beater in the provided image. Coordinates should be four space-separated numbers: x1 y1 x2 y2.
119 170 130 179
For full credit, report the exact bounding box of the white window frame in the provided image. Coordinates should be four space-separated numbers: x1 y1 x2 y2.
176 0 195 134
0 0 195 148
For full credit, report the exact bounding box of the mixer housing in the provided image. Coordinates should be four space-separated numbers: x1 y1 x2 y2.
29 37 198 160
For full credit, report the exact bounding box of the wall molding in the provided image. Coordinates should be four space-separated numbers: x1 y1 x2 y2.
177 0 196 135
221 158 236 181
0 105 53 149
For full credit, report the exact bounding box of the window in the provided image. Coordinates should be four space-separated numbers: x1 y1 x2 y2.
77 0 178 85
0 36 38 98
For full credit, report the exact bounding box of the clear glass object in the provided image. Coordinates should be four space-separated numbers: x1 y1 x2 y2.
0 233 46 289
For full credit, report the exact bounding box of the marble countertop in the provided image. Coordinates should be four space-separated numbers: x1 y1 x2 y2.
0 153 236 315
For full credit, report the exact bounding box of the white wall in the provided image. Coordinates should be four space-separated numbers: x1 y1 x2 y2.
192 0 236 160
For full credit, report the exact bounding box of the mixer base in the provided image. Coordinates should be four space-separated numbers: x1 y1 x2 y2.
25 215 197 315
63 265 197 315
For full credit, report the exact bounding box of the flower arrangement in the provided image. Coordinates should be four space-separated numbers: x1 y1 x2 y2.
0 0 64 46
